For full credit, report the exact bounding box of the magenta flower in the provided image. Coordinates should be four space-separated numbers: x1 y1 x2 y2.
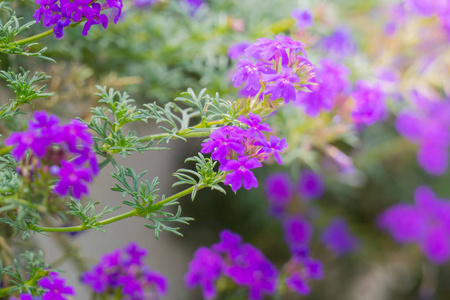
351 80 386 125
33 0 60 27
185 247 223 299
263 67 300 103
105 0 123 23
245 36 305 65
233 59 274 92
220 156 262 191
228 42 251 60
255 135 288 165
379 186 450 264
321 218 359 255
284 216 313 247
66 0 91 22
53 160 93 199
286 273 310 295
39 272 75 300
201 126 245 164
82 3 108 36
237 112 272 138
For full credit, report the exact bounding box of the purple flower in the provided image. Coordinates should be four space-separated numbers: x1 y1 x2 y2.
105 0 123 23
55 119 94 152
33 0 60 27
264 173 292 216
53 160 93 199
212 229 243 258
82 3 108 36
220 156 262 191
321 218 359 255
233 59 274 91
298 170 324 199
185 247 223 299
351 80 386 125
200 126 245 164
378 186 450 264
5 131 49 159
52 3 72 39
245 36 305 66
255 135 288 165
263 67 300 103
39 272 75 300
284 216 313 247
184 0 204 14
237 112 272 138
291 9 313 29
228 42 251 60
320 26 357 57
286 273 310 295
66 0 91 22
396 96 450 175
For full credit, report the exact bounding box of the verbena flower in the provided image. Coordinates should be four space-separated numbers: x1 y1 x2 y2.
378 186 450 264
351 80 386 125
298 170 324 199
185 247 223 299
255 135 288 165
82 242 167 299
395 93 450 175
319 26 357 57
39 272 76 300
245 36 305 66
321 218 359 255
220 156 262 191
263 67 300 103
283 215 313 247
228 42 251 60
237 112 272 139
232 59 274 92
5 111 98 199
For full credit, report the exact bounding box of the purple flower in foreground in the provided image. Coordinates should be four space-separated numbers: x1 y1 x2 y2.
263 67 300 103
233 59 274 91
39 272 75 300
228 42 251 60
321 218 359 255
291 9 313 29
237 112 272 138
379 186 450 264
200 126 245 164
351 80 386 125
298 170 324 199
185 247 223 299
82 3 108 36
11 294 39 300
255 135 288 165
33 0 60 27
220 156 262 191
66 0 91 22
245 36 305 66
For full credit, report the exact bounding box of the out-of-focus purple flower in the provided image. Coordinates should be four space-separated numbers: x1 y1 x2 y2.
396 94 450 175
228 42 251 60
291 9 313 29
265 173 292 216
245 36 305 66
321 218 359 255
295 59 350 117
105 0 123 23
406 0 450 17
378 186 450 264
263 67 300 103
238 112 272 138
233 59 275 91
39 272 75 300
82 242 168 298
284 216 313 247
220 156 262 191
53 160 93 199
185 247 223 299
212 229 243 258
33 0 60 27
284 249 322 295
351 80 386 125
286 273 310 295
298 170 324 199
320 27 357 57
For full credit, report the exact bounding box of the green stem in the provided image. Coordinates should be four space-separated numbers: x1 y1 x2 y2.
36 209 139 232
152 186 196 209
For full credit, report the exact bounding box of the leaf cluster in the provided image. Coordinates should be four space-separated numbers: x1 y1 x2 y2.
173 153 226 200
111 166 192 239
66 199 120 232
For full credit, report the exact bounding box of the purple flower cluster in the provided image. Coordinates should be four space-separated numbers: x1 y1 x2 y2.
230 36 314 101
33 0 122 38
11 272 75 300
5 111 98 199
265 170 324 216
185 230 278 300
351 80 387 125
201 113 287 192
295 59 350 117
396 94 450 175
82 242 167 299
291 9 313 29
379 186 450 264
